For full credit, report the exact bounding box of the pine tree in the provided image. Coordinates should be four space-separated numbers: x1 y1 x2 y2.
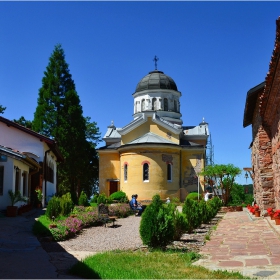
33 44 100 201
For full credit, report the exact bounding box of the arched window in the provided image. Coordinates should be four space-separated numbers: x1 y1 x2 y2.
174 100 177 112
143 163 149 181
164 98 168 111
152 98 157 110
124 164 128 181
141 99 145 111
167 163 172 181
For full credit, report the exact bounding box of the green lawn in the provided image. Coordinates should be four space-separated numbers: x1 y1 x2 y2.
69 250 249 279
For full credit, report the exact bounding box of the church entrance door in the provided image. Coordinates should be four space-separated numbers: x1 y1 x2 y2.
109 181 118 195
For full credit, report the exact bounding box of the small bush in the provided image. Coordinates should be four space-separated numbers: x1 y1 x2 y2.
90 194 98 203
97 193 107 204
171 197 180 204
198 200 209 224
186 192 202 201
182 198 201 233
108 203 131 218
173 209 188 240
140 194 174 248
72 206 86 214
109 191 128 202
46 196 61 220
78 191 90 207
60 192 74 216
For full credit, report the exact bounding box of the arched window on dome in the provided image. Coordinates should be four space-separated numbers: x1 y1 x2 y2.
167 163 172 182
141 99 145 111
124 164 128 182
143 163 149 181
174 100 177 112
164 98 168 111
152 98 157 110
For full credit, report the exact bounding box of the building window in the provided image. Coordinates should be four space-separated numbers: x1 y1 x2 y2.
152 98 157 110
174 100 177 112
124 164 128 181
167 163 172 181
164 98 168 111
0 166 3 196
143 163 149 181
141 99 145 111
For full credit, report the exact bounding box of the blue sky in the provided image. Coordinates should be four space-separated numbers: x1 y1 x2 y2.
1 2 280 185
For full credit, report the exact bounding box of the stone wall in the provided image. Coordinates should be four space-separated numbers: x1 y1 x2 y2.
252 104 274 213
271 113 280 208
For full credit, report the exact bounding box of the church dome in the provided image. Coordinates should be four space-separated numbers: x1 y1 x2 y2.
135 70 178 93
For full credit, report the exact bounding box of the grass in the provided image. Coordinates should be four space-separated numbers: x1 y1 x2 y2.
69 250 249 279
32 214 67 236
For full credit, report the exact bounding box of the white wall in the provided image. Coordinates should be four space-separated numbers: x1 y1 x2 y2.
0 123 44 162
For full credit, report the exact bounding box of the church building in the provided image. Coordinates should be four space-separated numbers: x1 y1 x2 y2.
98 66 210 202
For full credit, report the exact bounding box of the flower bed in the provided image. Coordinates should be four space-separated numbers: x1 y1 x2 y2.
49 204 132 241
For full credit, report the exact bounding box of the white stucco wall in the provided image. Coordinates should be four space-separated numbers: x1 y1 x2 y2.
0 158 30 209
0 122 45 162
0 122 59 209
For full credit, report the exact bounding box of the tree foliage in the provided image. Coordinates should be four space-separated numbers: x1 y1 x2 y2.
13 116 33 129
33 44 100 201
0 105 6 114
199 164 242 205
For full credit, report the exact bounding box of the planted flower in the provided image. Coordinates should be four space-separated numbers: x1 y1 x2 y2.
273 210 280 219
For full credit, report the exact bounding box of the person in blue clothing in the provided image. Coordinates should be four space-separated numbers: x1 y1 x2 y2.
130 194 143 216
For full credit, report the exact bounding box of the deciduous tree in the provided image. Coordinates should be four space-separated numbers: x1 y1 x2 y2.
199 164 241 205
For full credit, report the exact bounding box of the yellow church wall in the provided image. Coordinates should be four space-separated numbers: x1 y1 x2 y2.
121 117 179 145
150 122 180 144
119 145 180 201
181 149 205 196
98 151 120 196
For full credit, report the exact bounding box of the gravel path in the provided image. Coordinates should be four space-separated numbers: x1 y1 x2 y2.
57 215 143 252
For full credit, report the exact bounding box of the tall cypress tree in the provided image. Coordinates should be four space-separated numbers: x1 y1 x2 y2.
33 44 100 201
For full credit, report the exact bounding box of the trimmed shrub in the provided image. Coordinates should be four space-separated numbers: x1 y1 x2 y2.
60 192 74 216
173 209 188 240
90 194 98 203
182 198 201 233
109 191 128 202
187 192 202 201
140 194 174 248
199 200 209 224
97 193 107 204
46 196 61 220
78 191 90 207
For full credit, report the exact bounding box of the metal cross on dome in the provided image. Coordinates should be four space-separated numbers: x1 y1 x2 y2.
153 55 159 70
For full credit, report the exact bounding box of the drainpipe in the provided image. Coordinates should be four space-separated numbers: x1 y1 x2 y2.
44 149 51 206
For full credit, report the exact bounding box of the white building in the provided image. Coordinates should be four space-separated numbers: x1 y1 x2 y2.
0 116 63 209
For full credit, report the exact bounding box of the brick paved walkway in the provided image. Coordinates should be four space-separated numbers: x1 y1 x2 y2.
194 209 280 278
